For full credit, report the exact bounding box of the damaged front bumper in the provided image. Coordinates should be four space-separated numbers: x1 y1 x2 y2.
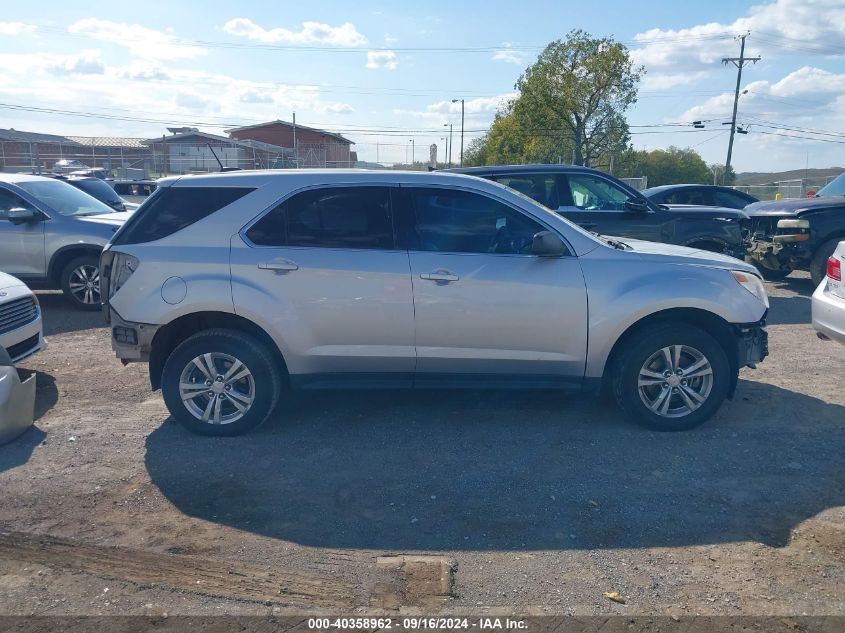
109 307 160 364
0 345 36 446
736 321 769 369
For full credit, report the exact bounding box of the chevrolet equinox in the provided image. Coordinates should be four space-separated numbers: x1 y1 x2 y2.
101 170 769 436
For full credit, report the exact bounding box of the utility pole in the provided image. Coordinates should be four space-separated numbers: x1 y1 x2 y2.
443 123 453 166
722 32 759 184
292 111 297 168
452 99 464 166
409 139 414 167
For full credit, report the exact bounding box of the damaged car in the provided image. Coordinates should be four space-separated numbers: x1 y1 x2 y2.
0 272 43 444
745 172 845 284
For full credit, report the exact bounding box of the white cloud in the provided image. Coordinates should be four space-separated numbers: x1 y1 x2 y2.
366 50 398 70
118 61 171 81
45 50 106 75
223 17 367 46
492 44 525 65
68 18 205 60
641 70 710 90
0 21 36 36
632 0 845 78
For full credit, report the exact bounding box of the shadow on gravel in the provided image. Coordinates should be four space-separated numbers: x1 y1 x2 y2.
145 380 845 551
36 293 105 336
32 371 58 421
0 426 45 473
766 275 814 325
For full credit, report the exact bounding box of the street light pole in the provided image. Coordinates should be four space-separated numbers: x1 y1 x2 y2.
451 99 464 166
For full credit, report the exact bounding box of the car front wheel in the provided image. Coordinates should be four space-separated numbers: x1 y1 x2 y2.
161 329 282 436
613 323 731 431
60 256 102 310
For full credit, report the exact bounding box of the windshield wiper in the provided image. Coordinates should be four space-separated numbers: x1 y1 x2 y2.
592 232 630 250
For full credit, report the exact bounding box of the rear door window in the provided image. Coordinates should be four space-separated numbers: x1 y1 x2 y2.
245 186 395 250
490 174 560 209
112 186 255 245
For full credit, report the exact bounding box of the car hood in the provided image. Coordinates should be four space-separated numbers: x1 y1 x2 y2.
743 196 845 217
622 238 756 272
0 272 27 292
659 204 748 220
75 212 130 227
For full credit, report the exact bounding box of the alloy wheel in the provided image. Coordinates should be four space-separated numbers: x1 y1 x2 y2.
637 345 713 418
178 352 256 425
68 264 101 305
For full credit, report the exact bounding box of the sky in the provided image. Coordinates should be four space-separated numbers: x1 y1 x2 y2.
0 0 844 172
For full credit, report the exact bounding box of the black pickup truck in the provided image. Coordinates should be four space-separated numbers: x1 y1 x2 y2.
446 165 750 258
745 172 845 284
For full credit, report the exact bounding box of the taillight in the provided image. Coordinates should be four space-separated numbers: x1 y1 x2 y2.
828 256 842 282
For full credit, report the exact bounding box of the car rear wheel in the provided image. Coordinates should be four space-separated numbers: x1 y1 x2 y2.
60 256 102 311
613 323 730 431
161 329 282 436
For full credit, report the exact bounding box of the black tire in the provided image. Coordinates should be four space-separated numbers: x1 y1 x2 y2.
810 238 840 286
60 255 102 311
161 329 282 436
756 265 792 281
612 323 731 432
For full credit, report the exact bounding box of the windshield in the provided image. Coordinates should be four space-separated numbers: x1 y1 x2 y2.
70 179 123 207
18 179 116 216
816 173 845 197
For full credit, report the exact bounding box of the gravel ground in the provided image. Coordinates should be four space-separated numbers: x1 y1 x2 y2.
0 272 843 616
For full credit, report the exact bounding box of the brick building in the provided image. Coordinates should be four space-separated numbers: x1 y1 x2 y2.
226 120 356 168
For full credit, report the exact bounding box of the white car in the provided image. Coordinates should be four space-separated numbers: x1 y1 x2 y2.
0 272 43 444
812 240 845 344
0 272 44 362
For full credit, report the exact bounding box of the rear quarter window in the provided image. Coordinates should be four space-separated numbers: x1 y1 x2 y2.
112 186 255 245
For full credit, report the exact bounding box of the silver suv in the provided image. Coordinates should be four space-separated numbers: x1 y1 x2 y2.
0 174 128 309
102 170 769 436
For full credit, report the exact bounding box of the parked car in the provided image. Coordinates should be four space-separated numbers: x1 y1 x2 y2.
0 174 128 310
102 170 769 436
112 180 158 206
52 159 90 174
745 172 845 284
0 271 44 363
446 166 749 259
643 184 758 209
812 240 845 344
0 273 42 445
69 168 110 180
50 175 139 212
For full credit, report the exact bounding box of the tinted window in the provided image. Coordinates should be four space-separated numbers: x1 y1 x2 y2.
246 187 394 250
565 174 633 211
70 179 123 207
408 188 545 255
112 186 254 245
713 190 751 209
664 189 710 205
491 174 560 209
0 187 36 221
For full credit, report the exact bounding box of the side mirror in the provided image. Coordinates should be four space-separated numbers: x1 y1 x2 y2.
624 199 650 213
531 231 567 257
7 207 40 225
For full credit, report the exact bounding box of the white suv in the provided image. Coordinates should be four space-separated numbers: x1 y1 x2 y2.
102 170 769 436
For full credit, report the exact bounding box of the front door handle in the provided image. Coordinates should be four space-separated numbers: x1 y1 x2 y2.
258 260 299 272
420 270 459 282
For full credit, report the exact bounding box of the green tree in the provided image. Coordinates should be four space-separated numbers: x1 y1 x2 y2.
513 30 642 166
616 147 712 187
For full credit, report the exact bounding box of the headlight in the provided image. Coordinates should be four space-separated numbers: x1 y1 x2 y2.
732 270 769 308
776 218 810 229
109 252 139 299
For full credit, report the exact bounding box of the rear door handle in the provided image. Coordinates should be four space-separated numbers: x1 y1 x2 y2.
258 260 299 272
420 270 459 282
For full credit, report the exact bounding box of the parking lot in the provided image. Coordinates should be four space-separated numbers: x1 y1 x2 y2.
0 272 843 616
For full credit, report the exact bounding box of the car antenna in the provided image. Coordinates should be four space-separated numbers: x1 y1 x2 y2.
206 143 241 173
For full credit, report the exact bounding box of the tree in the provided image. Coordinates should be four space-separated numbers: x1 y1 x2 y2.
465 31 641 167
512 30 641 166
615 147 712 187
